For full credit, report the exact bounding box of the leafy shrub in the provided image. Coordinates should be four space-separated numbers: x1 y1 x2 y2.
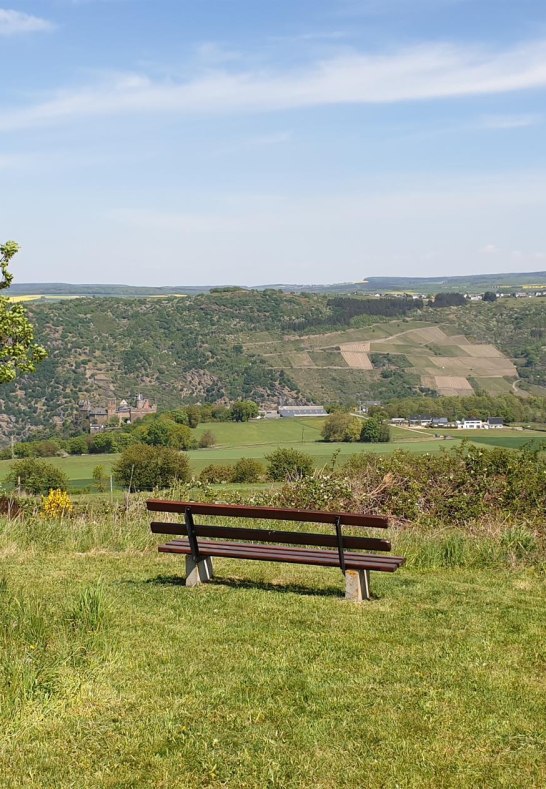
231 458 265 483
199 464 233 484
67 436 88 455
113 443 190 491
266 448 314 481
88 433 117 454
321 412 361 442
198 430 216 448
360 417 391 443
231 400 259 422
92 465 107 492
41 489 73 518
7 459 69 495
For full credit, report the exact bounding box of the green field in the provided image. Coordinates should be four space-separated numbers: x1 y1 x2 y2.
1 419 544 492
1 536 544 788
470 435 546 450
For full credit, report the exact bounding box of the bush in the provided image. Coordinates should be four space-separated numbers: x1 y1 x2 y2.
6 458 69 495
231 400 259 422
360 417 391 443
321 412 361 442
41 489 73 518
88 433 117 454
67 436 88 455
113 443 190 491
199 464 234 484
198 430 216 448
231 457 265 483
266 448 314 481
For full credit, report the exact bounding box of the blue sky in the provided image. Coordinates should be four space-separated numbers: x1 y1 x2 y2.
1 1 546 285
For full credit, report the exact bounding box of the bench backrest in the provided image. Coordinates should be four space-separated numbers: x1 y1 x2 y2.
147 500 391 567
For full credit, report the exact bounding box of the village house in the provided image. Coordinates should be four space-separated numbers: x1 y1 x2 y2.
487 417 504 429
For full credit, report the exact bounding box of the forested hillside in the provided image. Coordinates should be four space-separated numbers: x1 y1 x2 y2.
0 290 543 442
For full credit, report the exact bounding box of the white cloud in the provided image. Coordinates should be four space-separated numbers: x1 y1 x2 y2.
2 37 546 130
0 9 54 35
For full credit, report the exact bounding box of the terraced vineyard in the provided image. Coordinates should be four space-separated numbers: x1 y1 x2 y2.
245 319 519 403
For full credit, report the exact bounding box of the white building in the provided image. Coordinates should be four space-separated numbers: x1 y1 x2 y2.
459 419 483 429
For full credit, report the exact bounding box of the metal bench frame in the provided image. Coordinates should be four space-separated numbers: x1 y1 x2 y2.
147 499 405 601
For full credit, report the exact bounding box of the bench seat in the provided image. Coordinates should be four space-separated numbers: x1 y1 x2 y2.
159 538 406 572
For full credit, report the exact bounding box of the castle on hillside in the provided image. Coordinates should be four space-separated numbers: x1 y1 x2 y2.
79 394 157 433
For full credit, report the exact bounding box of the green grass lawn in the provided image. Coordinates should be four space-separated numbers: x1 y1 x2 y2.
1 542 544 788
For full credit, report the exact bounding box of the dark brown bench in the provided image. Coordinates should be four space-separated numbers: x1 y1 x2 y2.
147 499 405 601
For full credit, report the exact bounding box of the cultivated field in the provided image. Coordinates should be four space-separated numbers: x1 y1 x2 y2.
246 319 519 398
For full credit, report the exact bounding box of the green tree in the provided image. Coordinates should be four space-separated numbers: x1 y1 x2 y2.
113 443 190 491
185 405 201 428
483 291 497 302
143 419 171 446
266 448 314 481
231 400 259 422
0 241 47 383
321 412 361 442
88 432 117 454
360 417 391 443
7 458 69 495
67 436 89 455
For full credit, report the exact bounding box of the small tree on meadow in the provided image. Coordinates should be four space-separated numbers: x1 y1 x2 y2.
266 448 314 481
321 412 361 442
7 458 69 495
360 417 391 443
113 443 190 491
198 430 216 448
92 465 107 492
231 457 265 483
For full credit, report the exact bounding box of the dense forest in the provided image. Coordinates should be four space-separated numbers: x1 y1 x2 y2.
0 290 544 442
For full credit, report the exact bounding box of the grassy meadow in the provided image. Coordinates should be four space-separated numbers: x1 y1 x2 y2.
0 512 544 788
0 418 544 493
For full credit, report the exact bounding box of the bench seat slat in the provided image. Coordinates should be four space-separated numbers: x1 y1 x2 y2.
166 538 401 565
147 499 388 529
159 539 405 572
150 521 391 552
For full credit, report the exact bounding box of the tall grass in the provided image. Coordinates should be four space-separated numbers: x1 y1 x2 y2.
0 577 108 716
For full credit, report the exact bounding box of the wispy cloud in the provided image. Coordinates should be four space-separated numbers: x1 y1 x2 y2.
477 113 542 130
0 8 54 35
2 38 546 129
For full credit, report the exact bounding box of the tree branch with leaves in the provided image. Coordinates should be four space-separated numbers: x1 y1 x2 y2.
0 240 47 383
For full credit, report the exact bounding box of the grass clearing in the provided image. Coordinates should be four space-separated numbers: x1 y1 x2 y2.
0 534 544 788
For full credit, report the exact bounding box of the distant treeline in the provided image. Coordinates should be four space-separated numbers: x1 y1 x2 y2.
327 296 424 324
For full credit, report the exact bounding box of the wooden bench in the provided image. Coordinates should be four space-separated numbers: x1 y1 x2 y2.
147 499 405 601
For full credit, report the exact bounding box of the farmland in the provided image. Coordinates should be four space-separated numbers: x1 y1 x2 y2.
246 318 519 402
1 418 543 493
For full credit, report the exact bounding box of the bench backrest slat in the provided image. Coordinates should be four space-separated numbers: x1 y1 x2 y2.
147 499 388 529
150 521 391 552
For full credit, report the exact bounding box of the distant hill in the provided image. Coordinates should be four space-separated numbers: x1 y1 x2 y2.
0 290 544 442
5 270 546 297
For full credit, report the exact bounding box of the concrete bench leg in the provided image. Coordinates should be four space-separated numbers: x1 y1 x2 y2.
345 569 371 602
185 556 214 587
